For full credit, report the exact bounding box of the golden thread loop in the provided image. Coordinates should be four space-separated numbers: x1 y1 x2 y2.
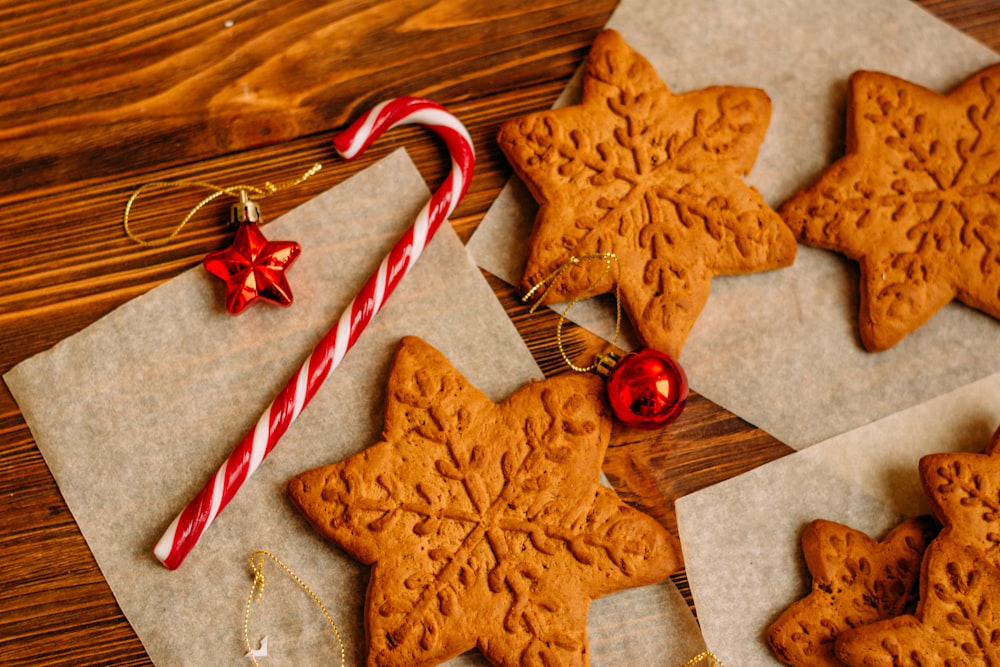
243 550 346 667
123 163 322 247
681 651 725 667
522 252 622 373
240 549 714 667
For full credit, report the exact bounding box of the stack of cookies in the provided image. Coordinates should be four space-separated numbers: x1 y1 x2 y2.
769 425 1000 665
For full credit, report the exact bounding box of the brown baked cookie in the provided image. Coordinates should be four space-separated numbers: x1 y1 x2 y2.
833 426 1000 665
918 423 1000 555
288 336 680 667
767 517 937 667
779 65 1000 352
497 29 796 359
835 541 1000 666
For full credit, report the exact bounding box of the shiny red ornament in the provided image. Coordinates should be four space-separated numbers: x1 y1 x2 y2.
203 222 301 314
602 348 688 429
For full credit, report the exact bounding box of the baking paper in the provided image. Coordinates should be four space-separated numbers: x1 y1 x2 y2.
675 369 1000 665
468 0 1000 449
4 150 704 665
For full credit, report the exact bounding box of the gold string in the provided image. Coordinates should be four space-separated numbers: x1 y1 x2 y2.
241 549 717 667
681 650 725 667
522 252 622 373
123 163 322 247
243 550 346 667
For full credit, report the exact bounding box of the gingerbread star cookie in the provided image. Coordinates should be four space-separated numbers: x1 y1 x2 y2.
835 541 1000 666
780 65 1000 351
916 425 1000 557
767 517 937 667
834 426 1000 665
288 336 680 667
498 29 796 358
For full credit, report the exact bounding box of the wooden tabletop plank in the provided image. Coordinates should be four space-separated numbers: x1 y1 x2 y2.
0 1 996 664
0 0 618 199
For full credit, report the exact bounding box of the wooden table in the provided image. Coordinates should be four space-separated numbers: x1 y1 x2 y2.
1 2 997 664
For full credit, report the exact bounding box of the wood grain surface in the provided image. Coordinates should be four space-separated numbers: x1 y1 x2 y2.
0 1 997 665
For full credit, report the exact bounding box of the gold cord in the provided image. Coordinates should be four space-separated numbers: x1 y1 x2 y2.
681 650 725 666
123 163 322 247
243 550 346 667
522 252 622 373
241 550 716 667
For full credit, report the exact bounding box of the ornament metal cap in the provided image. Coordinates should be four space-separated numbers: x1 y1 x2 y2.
231 190 262 225
595 350 622 378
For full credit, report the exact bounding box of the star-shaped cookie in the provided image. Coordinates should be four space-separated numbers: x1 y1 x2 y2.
835 541 1000 666
832 427 1000 665
919 425 1000 557
767 517 936 667
498 29 796 358
288 336 680 667
202 222 300 314
780 65 1000 351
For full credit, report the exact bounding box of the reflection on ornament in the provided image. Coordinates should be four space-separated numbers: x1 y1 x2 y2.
599 348 688 430
203 222 301 314
202 195 300 314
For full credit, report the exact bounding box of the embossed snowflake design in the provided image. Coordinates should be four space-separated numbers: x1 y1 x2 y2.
289 337 679 667
836 543 1000 666
498 29 795 358
921 438 1000 560
767 518 935 667
834 432 1000 664
780 65 1000 351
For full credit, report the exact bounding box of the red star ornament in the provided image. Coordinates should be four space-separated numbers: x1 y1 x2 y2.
202 222 301 314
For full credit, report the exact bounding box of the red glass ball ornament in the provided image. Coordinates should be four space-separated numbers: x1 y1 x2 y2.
604 348 688 429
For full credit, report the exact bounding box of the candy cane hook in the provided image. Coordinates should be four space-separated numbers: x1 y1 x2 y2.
154 97 475 569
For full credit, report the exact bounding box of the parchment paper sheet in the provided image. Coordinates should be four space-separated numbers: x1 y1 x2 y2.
4 150 705 665
674 368 1000 665
468 0 1000 449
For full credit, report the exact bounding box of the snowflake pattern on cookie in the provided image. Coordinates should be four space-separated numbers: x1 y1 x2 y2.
780 65 1000 351
834 427 1000 665
835 541 1000 666
767 517 936 667
498 29 796 358
288 336 680 667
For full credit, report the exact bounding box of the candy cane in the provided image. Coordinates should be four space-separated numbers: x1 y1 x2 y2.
154 97 475 569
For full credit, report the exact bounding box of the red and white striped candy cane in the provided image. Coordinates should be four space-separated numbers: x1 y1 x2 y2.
154 97 474 569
